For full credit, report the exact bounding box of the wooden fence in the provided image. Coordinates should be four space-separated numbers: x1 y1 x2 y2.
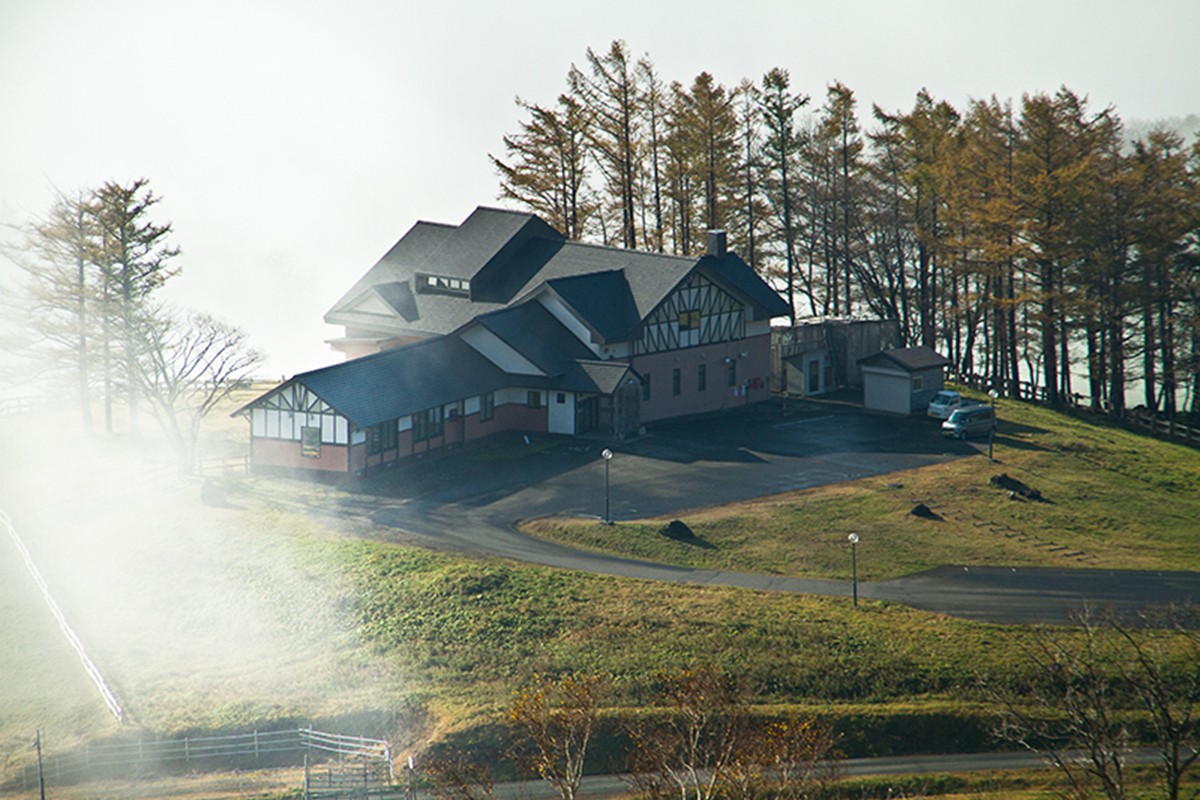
951 372 1200 447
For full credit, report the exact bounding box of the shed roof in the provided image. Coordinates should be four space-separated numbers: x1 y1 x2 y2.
858 345 951 373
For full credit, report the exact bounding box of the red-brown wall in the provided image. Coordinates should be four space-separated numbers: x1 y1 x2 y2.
631 333 773 423
252 438 349 473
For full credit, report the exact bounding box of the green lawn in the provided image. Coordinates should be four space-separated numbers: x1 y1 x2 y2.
3 393 1198 789
520 394 1200 579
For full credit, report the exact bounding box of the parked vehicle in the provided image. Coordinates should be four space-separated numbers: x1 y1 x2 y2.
942 405 996 439
926 390 978 419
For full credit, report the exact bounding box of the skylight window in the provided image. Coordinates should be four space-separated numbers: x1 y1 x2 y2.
417 273 470 296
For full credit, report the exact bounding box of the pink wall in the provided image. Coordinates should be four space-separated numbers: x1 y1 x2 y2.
252 438 349 473
631 333 772 423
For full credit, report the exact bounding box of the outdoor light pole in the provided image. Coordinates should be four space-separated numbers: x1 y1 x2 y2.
848 532 860 608
988 389 999 461
602 448 614 524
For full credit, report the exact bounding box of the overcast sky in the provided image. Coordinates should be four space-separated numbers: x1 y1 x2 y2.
2 0 1198 379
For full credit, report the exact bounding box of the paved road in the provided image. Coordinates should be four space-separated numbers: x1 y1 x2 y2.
339 400 1200 625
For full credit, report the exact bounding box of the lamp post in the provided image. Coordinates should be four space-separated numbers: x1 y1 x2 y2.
847 532 860 608
988 389 999 461
601 448 614 524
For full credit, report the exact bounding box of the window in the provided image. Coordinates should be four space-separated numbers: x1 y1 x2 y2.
527 391 542 409
367 420 397 454
912 376 924 392
480 392 495 422
698 363 707 392
557 392 566 404
679 309 701 330
418 273 470 296
672 368 681 396
413 407 444 442
727 359 737 388
641 373 652 401
301 426 321 458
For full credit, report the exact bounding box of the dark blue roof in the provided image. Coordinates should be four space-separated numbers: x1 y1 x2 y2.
700 253 793 319
475 301 597 376
545 270 641 343
294 337 511 427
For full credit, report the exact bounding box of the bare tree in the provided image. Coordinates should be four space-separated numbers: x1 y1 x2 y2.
1113 611 1200 800
135 308 263 474
994 613 1130 800
425 750 498 800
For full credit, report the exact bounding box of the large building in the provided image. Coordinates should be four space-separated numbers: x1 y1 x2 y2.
237 206 790 477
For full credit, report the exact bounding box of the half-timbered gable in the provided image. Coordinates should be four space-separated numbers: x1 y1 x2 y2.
635 271 745 355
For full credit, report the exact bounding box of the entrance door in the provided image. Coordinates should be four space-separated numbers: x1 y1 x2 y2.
808 358 821 394
576 395 600 433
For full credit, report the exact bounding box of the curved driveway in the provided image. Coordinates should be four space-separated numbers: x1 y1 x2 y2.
349 402 1200 625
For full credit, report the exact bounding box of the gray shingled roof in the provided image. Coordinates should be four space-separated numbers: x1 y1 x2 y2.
326 207 790 344
859 345 951 372
292 337 513 427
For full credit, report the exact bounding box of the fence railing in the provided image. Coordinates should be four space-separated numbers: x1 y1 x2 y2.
951 372 1200 447
4 728 393 793
0 396 38 417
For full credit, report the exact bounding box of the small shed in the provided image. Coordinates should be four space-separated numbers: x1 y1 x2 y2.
858 346 950 414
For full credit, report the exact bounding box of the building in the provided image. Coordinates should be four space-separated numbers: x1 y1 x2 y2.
772 318 901 396
236 206 791 477
859 346 951 414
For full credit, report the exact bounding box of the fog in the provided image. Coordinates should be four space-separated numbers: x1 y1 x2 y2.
0 407 405 745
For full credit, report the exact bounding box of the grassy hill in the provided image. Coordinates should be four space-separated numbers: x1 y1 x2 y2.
520 395 1200 578
1 391 1197 792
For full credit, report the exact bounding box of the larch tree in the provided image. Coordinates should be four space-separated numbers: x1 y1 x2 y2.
1129 128 1198 416
6 189 99 431
90 178 180 433
570 40 643 249
636 56 669 253
676 72 741 241
492 94 594 240
758 67 809 323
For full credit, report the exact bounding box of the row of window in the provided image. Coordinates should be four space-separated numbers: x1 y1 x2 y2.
641 361 737 401
291 391 524 455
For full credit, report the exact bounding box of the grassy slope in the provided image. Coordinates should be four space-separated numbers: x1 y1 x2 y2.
519 395 1200 579
3 390 1198 779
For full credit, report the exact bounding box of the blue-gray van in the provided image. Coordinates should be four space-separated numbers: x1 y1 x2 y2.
941 406 996 439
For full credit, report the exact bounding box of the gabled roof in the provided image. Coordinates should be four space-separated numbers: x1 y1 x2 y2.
473 300 597 376
858 345 951 373
701 253 792 319
543 270 641 343
326 207 791 346
291 337 512 428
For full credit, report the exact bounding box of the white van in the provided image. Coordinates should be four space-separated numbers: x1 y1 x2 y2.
941 406 996 439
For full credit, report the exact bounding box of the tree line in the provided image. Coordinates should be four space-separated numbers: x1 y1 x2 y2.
2 179 263 472
492 41 1200 417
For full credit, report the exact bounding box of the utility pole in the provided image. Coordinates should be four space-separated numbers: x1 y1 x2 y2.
35 730 46 800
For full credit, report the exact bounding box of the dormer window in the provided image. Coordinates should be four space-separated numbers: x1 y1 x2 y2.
417 273 470 296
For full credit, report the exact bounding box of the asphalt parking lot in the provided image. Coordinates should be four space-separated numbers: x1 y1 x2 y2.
363 397 969 522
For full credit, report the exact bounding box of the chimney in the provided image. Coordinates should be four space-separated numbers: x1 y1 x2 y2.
706 230 727 257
